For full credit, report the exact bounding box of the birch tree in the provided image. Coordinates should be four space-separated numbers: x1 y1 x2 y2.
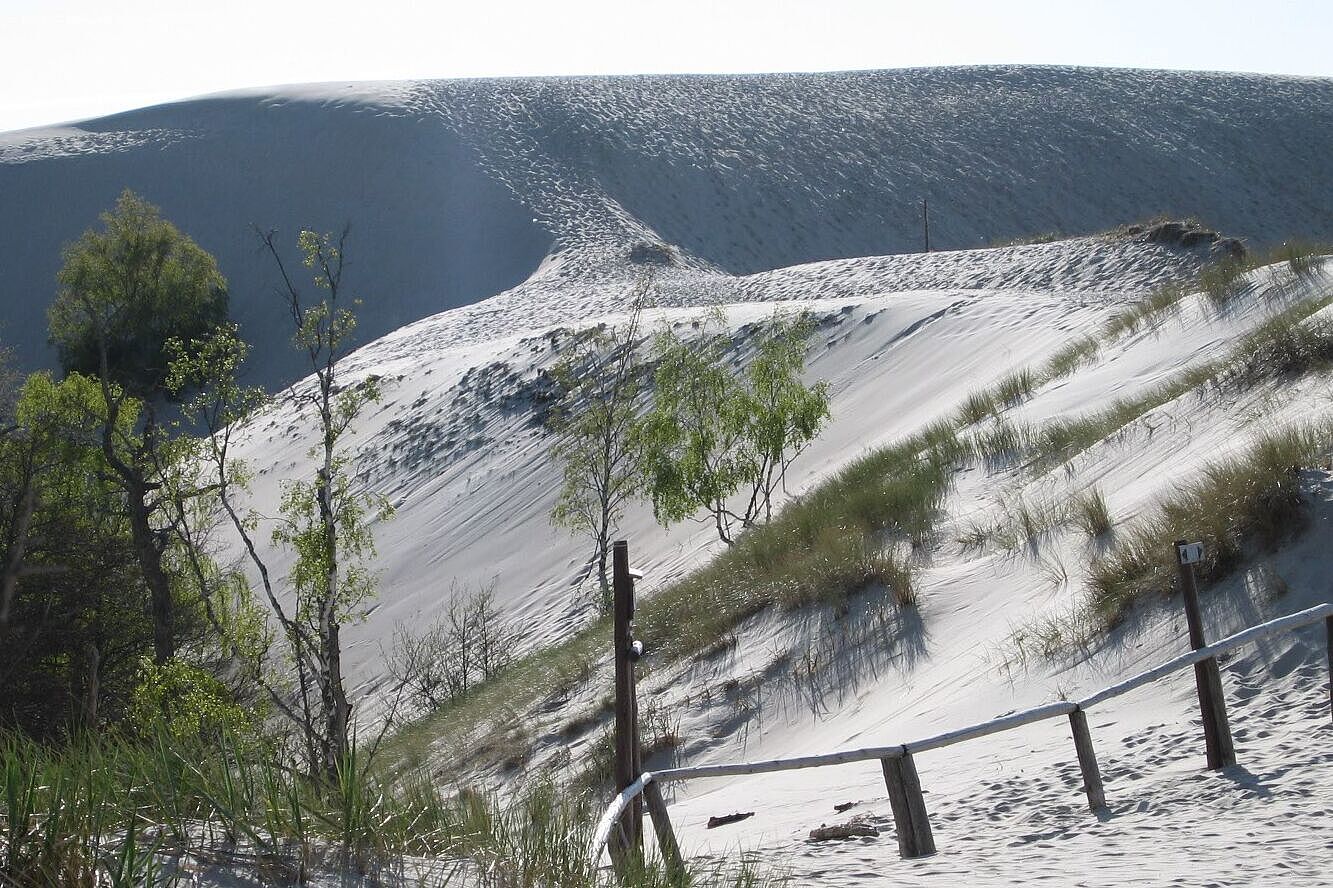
171 230 389 779
549 279 650 610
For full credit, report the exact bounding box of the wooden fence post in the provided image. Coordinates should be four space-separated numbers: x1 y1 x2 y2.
611 540 643 864
643 780 684 877
1326 615 1332 724
1067 707 1106 811
1175 540 1235 770
881 750 935 858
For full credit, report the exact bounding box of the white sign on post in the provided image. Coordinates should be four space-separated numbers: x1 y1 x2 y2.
1177 542 1204 565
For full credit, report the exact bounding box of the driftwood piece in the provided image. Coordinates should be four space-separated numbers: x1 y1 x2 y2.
706 811 755 829
809 819 880 842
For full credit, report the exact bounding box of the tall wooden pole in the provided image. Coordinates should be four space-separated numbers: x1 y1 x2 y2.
1175 540 1235 770
611 540 643 860
922 198 931 253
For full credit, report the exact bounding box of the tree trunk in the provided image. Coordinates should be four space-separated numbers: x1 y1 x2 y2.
322 618 351 779
82 642 101 730
596 542 611 613
127 479 174 664
317 464 350 780
0 481 37 629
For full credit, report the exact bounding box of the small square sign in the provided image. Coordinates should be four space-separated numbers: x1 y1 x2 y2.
1177 542 1204 565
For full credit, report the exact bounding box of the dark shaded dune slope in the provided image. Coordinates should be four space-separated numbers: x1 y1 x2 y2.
0 97 551 385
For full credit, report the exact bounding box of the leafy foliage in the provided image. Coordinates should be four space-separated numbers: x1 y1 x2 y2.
640 311 830 544
549 282 651 608
129 657 256 744
47 190 227 399
0 372 151 735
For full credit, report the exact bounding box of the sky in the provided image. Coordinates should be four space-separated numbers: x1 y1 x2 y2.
2 0 1331 132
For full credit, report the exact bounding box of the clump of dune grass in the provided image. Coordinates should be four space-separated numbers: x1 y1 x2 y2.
1042 335 1101 381
957 388 998 426
1004 602 1100 667
1086 422 1328 624
957 495 1070 553
995 367 1037 406
1198 256 1251 309
1219 297 1333 388
972 419 1032 472
1264 240 1326 282
1102 282 1189 341
1103 281 1189 340
1072 487 1113 539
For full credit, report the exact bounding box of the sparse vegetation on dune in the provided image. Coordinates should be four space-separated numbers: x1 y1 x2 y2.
1023 293 1333 470
1001 421 1329 664
1101 281 1190 342
1086 421 1327 623
1041 335 1101 381
382 419 970 777
391 267 1333 776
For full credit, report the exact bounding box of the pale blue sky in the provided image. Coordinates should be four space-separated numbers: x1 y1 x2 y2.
2 0 1330 132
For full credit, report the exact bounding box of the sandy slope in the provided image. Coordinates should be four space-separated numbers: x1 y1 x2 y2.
270 245 1327 884
3 66 1331 388
222 233 1208 703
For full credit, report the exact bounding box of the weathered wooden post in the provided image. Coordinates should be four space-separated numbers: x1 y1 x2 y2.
1326 614 1332 724
643 780 685 877
1175 540 1235 770
1067 707 1106 811
610 540 643 865
881 749 936 858
922 198 932 253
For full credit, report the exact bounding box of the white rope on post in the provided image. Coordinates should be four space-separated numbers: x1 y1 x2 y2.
591 772 652 865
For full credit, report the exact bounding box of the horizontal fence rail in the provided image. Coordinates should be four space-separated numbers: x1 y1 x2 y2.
591 600 1333 865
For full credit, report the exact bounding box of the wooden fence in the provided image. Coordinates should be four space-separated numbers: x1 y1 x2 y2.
591 599 1333 869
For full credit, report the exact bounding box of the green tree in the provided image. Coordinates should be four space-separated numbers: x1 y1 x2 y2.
549 279 650 610
0 371 153 735
173 230 388 779
640 311 830 545
48 190 227 399
46 190 228 664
